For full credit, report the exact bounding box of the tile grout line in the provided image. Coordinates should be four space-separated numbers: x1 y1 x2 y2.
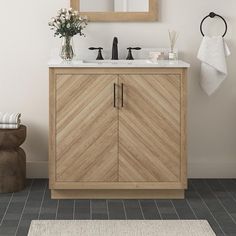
138 200 145 220
122 200 127 220
0 192 14 227
55 199 59 220
90 200 92 220
14 179 34 236
154 200 163 220
106 200 110 220
186 198 197 219
170 200 180 219
204 180 236 225
217 179 236 203
191 181 226 236
38 181 47 220
73 200 76 220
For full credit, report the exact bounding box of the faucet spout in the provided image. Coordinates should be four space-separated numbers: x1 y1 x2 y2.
112 37 118 60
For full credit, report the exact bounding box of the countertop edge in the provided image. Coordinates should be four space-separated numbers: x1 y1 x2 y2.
48 60 190 68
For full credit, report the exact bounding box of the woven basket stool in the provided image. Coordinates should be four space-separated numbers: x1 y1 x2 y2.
0 125 26 193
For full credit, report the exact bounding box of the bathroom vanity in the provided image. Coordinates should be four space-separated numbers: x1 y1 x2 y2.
49 60 189 199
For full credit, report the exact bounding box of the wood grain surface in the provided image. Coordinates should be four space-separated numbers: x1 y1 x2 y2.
119 74 181 182
56 74 119 182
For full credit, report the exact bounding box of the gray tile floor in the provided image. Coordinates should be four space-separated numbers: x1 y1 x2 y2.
0 179 236 236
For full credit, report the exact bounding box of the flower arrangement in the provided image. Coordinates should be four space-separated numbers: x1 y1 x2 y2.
49 8 88 38
49 8 88 60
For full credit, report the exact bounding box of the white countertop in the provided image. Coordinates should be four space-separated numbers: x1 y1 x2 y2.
48 59 190 68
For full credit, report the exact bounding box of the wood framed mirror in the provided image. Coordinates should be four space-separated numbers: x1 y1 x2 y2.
70 0 157 22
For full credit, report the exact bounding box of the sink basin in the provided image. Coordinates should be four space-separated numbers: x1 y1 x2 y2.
82 59 153 65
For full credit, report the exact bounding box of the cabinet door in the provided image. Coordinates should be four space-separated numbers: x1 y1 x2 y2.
56 74 118 182
119 74 181 182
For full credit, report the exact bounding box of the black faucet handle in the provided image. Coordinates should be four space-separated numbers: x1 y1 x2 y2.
89 47 104 60
128 47 141 50
89 47 103 50
126 47 142 60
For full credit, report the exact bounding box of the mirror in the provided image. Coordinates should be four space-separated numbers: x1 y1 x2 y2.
71 0 157 22
80 0 149 12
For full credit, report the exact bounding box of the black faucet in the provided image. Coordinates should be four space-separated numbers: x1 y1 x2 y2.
112 37 118 60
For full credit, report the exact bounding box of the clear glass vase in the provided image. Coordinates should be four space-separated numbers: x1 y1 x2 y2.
168 49 178 60
60 36 74 61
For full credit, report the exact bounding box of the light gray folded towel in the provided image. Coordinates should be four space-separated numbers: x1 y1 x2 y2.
0 124 20 129
0 112 21 124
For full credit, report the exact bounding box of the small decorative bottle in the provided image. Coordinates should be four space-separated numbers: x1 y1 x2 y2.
168 30 179 60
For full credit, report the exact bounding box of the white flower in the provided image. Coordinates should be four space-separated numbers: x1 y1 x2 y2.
54 22 61 29
67 23 70 28
53 23 58 29
66 14 71 20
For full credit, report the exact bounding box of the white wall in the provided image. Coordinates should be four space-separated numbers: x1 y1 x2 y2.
0 0 236 178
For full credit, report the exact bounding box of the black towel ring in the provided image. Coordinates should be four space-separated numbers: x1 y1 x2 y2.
200 12 228 37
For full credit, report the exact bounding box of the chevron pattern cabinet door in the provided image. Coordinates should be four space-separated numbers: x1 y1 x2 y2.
119 74 181 182
56 74 118 182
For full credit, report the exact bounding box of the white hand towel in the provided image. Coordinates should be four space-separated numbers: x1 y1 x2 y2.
0 112 21 124
197 36 231 96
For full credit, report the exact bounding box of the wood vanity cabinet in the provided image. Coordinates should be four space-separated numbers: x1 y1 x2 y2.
49 67 187 199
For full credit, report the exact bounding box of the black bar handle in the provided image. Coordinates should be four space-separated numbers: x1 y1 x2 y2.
121 83 124 107
114 83 116 108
